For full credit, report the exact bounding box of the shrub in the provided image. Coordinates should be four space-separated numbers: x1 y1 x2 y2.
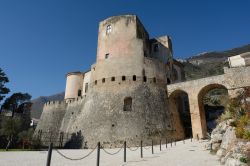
235 126 245 138
243 130 250 140
239 115 249 126
239 156 248 163
220 111 232 121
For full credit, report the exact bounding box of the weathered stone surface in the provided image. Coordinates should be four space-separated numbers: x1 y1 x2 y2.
212 143 221 151
217 148 226 158
225 158 248 166
211 133 223 143
221 127 236 150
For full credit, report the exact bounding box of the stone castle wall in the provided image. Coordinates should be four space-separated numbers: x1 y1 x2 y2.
35 77 185 148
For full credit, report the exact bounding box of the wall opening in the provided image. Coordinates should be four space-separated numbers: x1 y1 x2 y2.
78 90 82 97
111 77 115 81
85 83 88 93
198 84 228 134
154 43 159 52
153 77 156 83
106 24 112 35
95 80 97 85
169 90 192 138
102 78 105 83
167 78 171 84
122 76 126 81
123 97 132 112
105 53 109 59
143 76 147 82
133 75 136 81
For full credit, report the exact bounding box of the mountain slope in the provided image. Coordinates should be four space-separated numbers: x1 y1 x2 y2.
31 92 64 119
187 44 250 65
183 44 250 80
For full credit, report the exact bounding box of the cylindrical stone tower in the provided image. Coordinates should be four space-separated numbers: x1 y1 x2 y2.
64 72 83 101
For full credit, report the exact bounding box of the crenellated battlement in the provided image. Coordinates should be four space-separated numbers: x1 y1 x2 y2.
44 95 86 108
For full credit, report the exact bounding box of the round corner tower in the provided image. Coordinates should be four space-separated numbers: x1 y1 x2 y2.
64 71 83 101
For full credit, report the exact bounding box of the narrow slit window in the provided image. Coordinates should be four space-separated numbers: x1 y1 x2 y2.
154 44 159 52
153 77 156 83
78 90 82 97
95 80 97 85
102 78 105 83
143 76 147 82
122 76 126 81
133 75 136 81
85 83 88 93
111 77 115 81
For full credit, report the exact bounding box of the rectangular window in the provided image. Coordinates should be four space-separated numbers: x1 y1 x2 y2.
154 44 159 52
105 53 109 59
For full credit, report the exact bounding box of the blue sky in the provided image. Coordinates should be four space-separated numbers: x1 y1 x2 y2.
0 0 249 99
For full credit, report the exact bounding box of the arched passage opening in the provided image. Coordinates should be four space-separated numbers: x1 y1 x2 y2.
198 84 228 135
169 90 192 138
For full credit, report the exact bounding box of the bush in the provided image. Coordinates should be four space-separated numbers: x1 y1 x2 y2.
239 115 249 126
220 111 232 121
239 156 248 163
236 126 245 138
243 130 250 140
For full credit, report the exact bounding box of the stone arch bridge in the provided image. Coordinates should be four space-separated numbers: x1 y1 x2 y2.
167 66 250 139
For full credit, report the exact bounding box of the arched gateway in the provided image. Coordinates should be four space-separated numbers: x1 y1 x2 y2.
167 66 250 139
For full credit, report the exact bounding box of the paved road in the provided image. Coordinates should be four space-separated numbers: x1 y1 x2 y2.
0 139 221 166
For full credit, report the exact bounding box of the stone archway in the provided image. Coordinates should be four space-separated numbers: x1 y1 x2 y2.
197 84 228 137
169 89 192 139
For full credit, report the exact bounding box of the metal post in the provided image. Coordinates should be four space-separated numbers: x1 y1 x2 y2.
50 131 52 143
171 139 172 147
151 140 154 154
61 132 64 147
166 138 167 148
124 141 126 162
197 134 199 141
97 142 100 166
46 143 53 166
140 140 143 158
183 139 185 144
191 137 192 142
160 139 161 151
174 139 176 146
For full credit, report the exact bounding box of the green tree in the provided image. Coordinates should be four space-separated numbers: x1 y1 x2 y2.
1 93 31 118
0 117 22 150
0 68 10 103
1 93 32 150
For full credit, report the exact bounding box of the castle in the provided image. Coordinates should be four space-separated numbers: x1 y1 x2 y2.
35 15 186 148
34 15 250 148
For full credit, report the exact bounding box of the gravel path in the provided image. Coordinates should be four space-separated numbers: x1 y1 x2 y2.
0 139 221 166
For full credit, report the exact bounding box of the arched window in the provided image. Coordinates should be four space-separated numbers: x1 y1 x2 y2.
106 25 112 34
123 97 132 112
133 75 136 81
